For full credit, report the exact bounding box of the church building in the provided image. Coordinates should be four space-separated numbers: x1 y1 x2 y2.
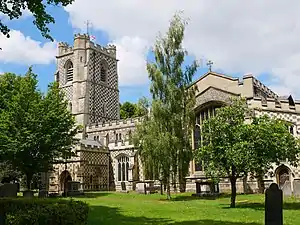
45 34 300 196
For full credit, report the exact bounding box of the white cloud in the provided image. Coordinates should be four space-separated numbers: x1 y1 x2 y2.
0 30 57 65
112 36 149 86
65 0 300 96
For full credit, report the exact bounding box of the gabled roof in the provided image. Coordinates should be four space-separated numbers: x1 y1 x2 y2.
190 71 239 88
196 85 240 98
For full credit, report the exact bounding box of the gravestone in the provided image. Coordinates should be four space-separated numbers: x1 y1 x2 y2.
135 183 145 194
67 181 82 196
23 190 34 198
0 183 18 197
265 183 283 225
293 179 300 196
120 181 128 193
281 181 292 196
38 190 48 198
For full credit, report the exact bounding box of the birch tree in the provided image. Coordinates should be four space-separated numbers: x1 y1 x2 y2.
134 12 198 199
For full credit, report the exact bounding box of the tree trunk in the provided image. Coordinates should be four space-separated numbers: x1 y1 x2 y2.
257 174 265 194
230 176 237 208
179 169 186 193
166 182 171 200
26 173 33 190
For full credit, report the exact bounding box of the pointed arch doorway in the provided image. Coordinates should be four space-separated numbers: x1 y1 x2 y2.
59 170 72 192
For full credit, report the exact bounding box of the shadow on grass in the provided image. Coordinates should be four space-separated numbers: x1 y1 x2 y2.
75 192 112 199
89 205 261 225
222 202 300 211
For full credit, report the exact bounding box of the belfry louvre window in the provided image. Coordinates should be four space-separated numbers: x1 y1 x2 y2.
100 66 106 82
66 61 73 82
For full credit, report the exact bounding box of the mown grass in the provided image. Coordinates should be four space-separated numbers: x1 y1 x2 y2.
74 192 300 225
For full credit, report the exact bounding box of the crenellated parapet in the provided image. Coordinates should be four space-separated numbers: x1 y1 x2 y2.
252 77 278 99
57 42 73 56
74 33 89 39
248 97 300 113
86 117 143 132
87 41 117 58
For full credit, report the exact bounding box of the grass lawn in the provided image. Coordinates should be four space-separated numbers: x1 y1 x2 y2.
74 192 300 225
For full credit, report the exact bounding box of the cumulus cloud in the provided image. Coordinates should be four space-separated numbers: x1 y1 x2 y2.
0 30 57 65
111 36 149 86
65 0 300 96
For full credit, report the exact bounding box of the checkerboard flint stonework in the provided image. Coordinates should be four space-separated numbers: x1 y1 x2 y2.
43 34 300 195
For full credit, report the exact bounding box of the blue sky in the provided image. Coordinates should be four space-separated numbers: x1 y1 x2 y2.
0 6 212 103
1 1 298 102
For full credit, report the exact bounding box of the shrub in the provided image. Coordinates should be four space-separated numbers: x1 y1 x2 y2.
0 198 89 225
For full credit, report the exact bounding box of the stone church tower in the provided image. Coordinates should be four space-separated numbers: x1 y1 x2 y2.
45 34 121 194
55 34 120 133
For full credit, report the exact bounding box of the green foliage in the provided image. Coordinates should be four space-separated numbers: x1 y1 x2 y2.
248 114 300 192
133 12 198 199
0 162 21 183
197 97 300 207
120 97 149 119
120 102 136 119
0 68 79 190
249 115 300 171
0 198 89 225
0 0 74 41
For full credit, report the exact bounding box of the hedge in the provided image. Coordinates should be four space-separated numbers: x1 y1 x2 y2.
0 198 89 225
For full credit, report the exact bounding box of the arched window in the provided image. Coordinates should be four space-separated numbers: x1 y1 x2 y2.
289 125 294 135
100 60 108 83
55 71 60 83
102 103 107 116
105 133 109 146
65 60 73 82
117 156 129 181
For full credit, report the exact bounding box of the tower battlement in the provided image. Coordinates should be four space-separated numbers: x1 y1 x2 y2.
57 34 117 58
58 42 73 55
87 41 117 58
74 33 89 39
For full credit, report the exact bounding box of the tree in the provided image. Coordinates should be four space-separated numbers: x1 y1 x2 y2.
0 68 79 190
196 98 251 208
120 98 149 119
248 115 300 193
133 12 198 199
0 0 74 41
120 102 136 119
197 97 300 208
0 162 21 183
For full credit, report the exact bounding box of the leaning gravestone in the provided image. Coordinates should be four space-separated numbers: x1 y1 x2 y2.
265 183 283 225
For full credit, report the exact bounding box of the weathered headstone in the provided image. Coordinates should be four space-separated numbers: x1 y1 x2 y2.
265 183 283 225
135 183 145 194
0 183 18 198
38 190 48 198
67 181 81 196
120 181 128 193
293 179 300 196
23 190 34 198
121 181 126 191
